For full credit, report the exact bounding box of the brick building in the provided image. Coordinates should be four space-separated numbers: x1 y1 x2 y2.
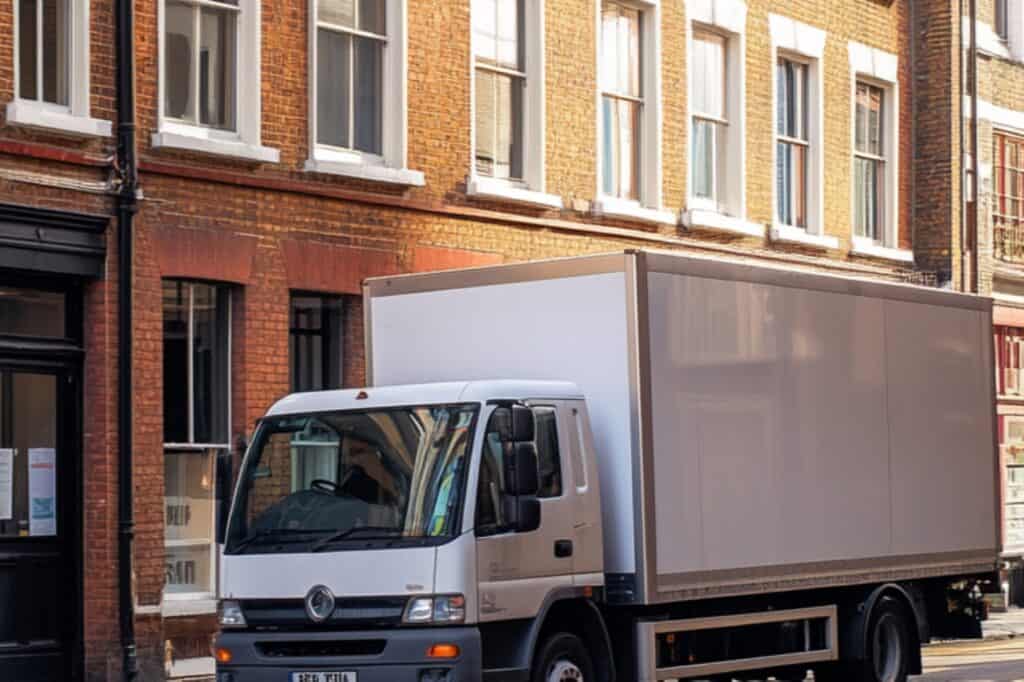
965 0 1024 602
0 0 992 680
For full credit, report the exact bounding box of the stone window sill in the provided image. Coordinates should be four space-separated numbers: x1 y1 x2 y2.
682 208 766 238
850 237 914 263
161 597 218 618
6 101 112 137
467 177 563 209
304 156 425 187
152 124 280 164
593 196 677 226
770 223 840 249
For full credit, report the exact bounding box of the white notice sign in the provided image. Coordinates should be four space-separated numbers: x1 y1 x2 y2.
0 449 12 521
28 448 56 536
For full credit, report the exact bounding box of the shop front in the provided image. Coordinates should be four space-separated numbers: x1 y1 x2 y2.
0 204 107 682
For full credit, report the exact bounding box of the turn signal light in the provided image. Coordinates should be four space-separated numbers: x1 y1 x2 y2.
426 643 460 659
215 647 233 664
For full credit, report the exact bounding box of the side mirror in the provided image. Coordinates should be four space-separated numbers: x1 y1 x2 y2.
506 442 539 496
504 496 541 534
490 405 536 443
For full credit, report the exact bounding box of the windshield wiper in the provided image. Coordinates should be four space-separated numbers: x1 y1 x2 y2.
231 528 322 553
311 526 405 552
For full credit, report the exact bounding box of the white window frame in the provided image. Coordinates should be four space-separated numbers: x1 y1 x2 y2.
768 14 835 249
468 0 560 209
7 0 111 137
162 282 232 604
848 41 910 262
593 0 675 226
154 0 279 163
305 0 423 186
682 0 763 237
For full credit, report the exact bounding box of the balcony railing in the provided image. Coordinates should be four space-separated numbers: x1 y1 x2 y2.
995 221 1024 264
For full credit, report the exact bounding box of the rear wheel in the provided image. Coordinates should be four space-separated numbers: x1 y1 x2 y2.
814 596 912 682
531 632 595 682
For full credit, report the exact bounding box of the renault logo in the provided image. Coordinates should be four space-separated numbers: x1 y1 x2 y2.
304 585 336 624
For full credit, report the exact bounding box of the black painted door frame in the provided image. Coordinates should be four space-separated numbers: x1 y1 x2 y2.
0 298 84 681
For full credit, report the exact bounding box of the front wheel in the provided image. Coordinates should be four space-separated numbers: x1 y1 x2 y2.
531 632 595 682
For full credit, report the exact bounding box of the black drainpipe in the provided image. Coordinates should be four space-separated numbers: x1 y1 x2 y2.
115 0 139 678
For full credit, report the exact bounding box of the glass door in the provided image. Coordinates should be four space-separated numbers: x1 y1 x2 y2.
0 368 76 681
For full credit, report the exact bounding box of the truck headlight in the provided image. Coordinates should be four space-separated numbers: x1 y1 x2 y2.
403 595 466 625
219 600 247 628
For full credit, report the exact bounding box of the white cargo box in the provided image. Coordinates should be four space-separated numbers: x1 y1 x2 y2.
365 250 998 606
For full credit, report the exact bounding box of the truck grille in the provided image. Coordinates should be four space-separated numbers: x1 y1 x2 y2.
241 597 407 630
257 639 387 658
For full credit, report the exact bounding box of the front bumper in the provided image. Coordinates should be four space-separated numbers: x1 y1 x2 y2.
215 627 482 682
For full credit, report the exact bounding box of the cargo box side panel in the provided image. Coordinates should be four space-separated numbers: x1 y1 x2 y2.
884 301 997 556
647 272 894 584
369 273 639 574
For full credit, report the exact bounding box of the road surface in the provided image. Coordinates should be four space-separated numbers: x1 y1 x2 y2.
914 637 1024 680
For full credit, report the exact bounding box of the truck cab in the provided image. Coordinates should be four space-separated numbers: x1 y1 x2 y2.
215 380 608 682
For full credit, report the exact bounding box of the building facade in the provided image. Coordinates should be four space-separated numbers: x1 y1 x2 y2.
0 0 985 680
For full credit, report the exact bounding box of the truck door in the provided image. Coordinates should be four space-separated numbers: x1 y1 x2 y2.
475 404 576 622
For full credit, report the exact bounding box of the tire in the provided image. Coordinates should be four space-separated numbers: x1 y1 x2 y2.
815 596 912 682
531 632 596 682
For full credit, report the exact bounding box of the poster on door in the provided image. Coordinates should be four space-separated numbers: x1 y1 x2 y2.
28 448 56 536
0 449 12 521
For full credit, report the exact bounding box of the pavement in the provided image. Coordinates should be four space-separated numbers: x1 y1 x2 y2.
982 609 1024 641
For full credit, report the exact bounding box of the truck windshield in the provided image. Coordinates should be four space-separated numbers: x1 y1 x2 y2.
225 404 479 554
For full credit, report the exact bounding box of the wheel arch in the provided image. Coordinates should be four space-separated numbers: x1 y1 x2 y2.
840 583 926 675
532 597 615 682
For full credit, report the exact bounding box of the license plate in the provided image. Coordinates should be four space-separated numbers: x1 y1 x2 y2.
291 673 356 682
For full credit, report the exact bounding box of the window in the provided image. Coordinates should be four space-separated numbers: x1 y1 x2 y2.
155 0 277 162
162 281 231 600
776 59 808 229
691 30 726 207
853 81 885 242
997 0 1009 41
314 0 385 156
994 133 1024 262
473 0 524 181
289 294 346 393
164 0 238 130
534 407 562 498
600 2 642 201
17 0 68 106
683 0 754 235
306 0 421 185
8 0 109 136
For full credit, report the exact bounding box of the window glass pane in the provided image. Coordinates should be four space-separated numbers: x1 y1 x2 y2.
353 36 383 155
18 0 38 101
164 448 215 595
165 0 195 121
163 281 190 444
535 408 562 498
496 0 521 69
601 97 639 200
855 82 883 156
290 295 344 393
692 118 715 200
199 8 236 130
358 0 385 34
41 0 68 105
693 32 724 119
777 141 791 225
0 288 65 338
474 0 521 69
475 427 507 531
599 3 618 92
854 157 882 240
472 0 497 62
601 3 640 97
317 28 351 148
319 0 355 28
775 60 787 136
475 70 523 180
192 284 229 445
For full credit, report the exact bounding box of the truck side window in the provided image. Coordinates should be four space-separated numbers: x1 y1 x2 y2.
534 407 563 498
475 427 507 534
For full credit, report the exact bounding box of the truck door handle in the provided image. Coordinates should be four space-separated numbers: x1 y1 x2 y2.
554 539 573 558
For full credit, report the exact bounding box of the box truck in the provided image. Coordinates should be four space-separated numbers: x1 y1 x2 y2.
215 250 998 682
